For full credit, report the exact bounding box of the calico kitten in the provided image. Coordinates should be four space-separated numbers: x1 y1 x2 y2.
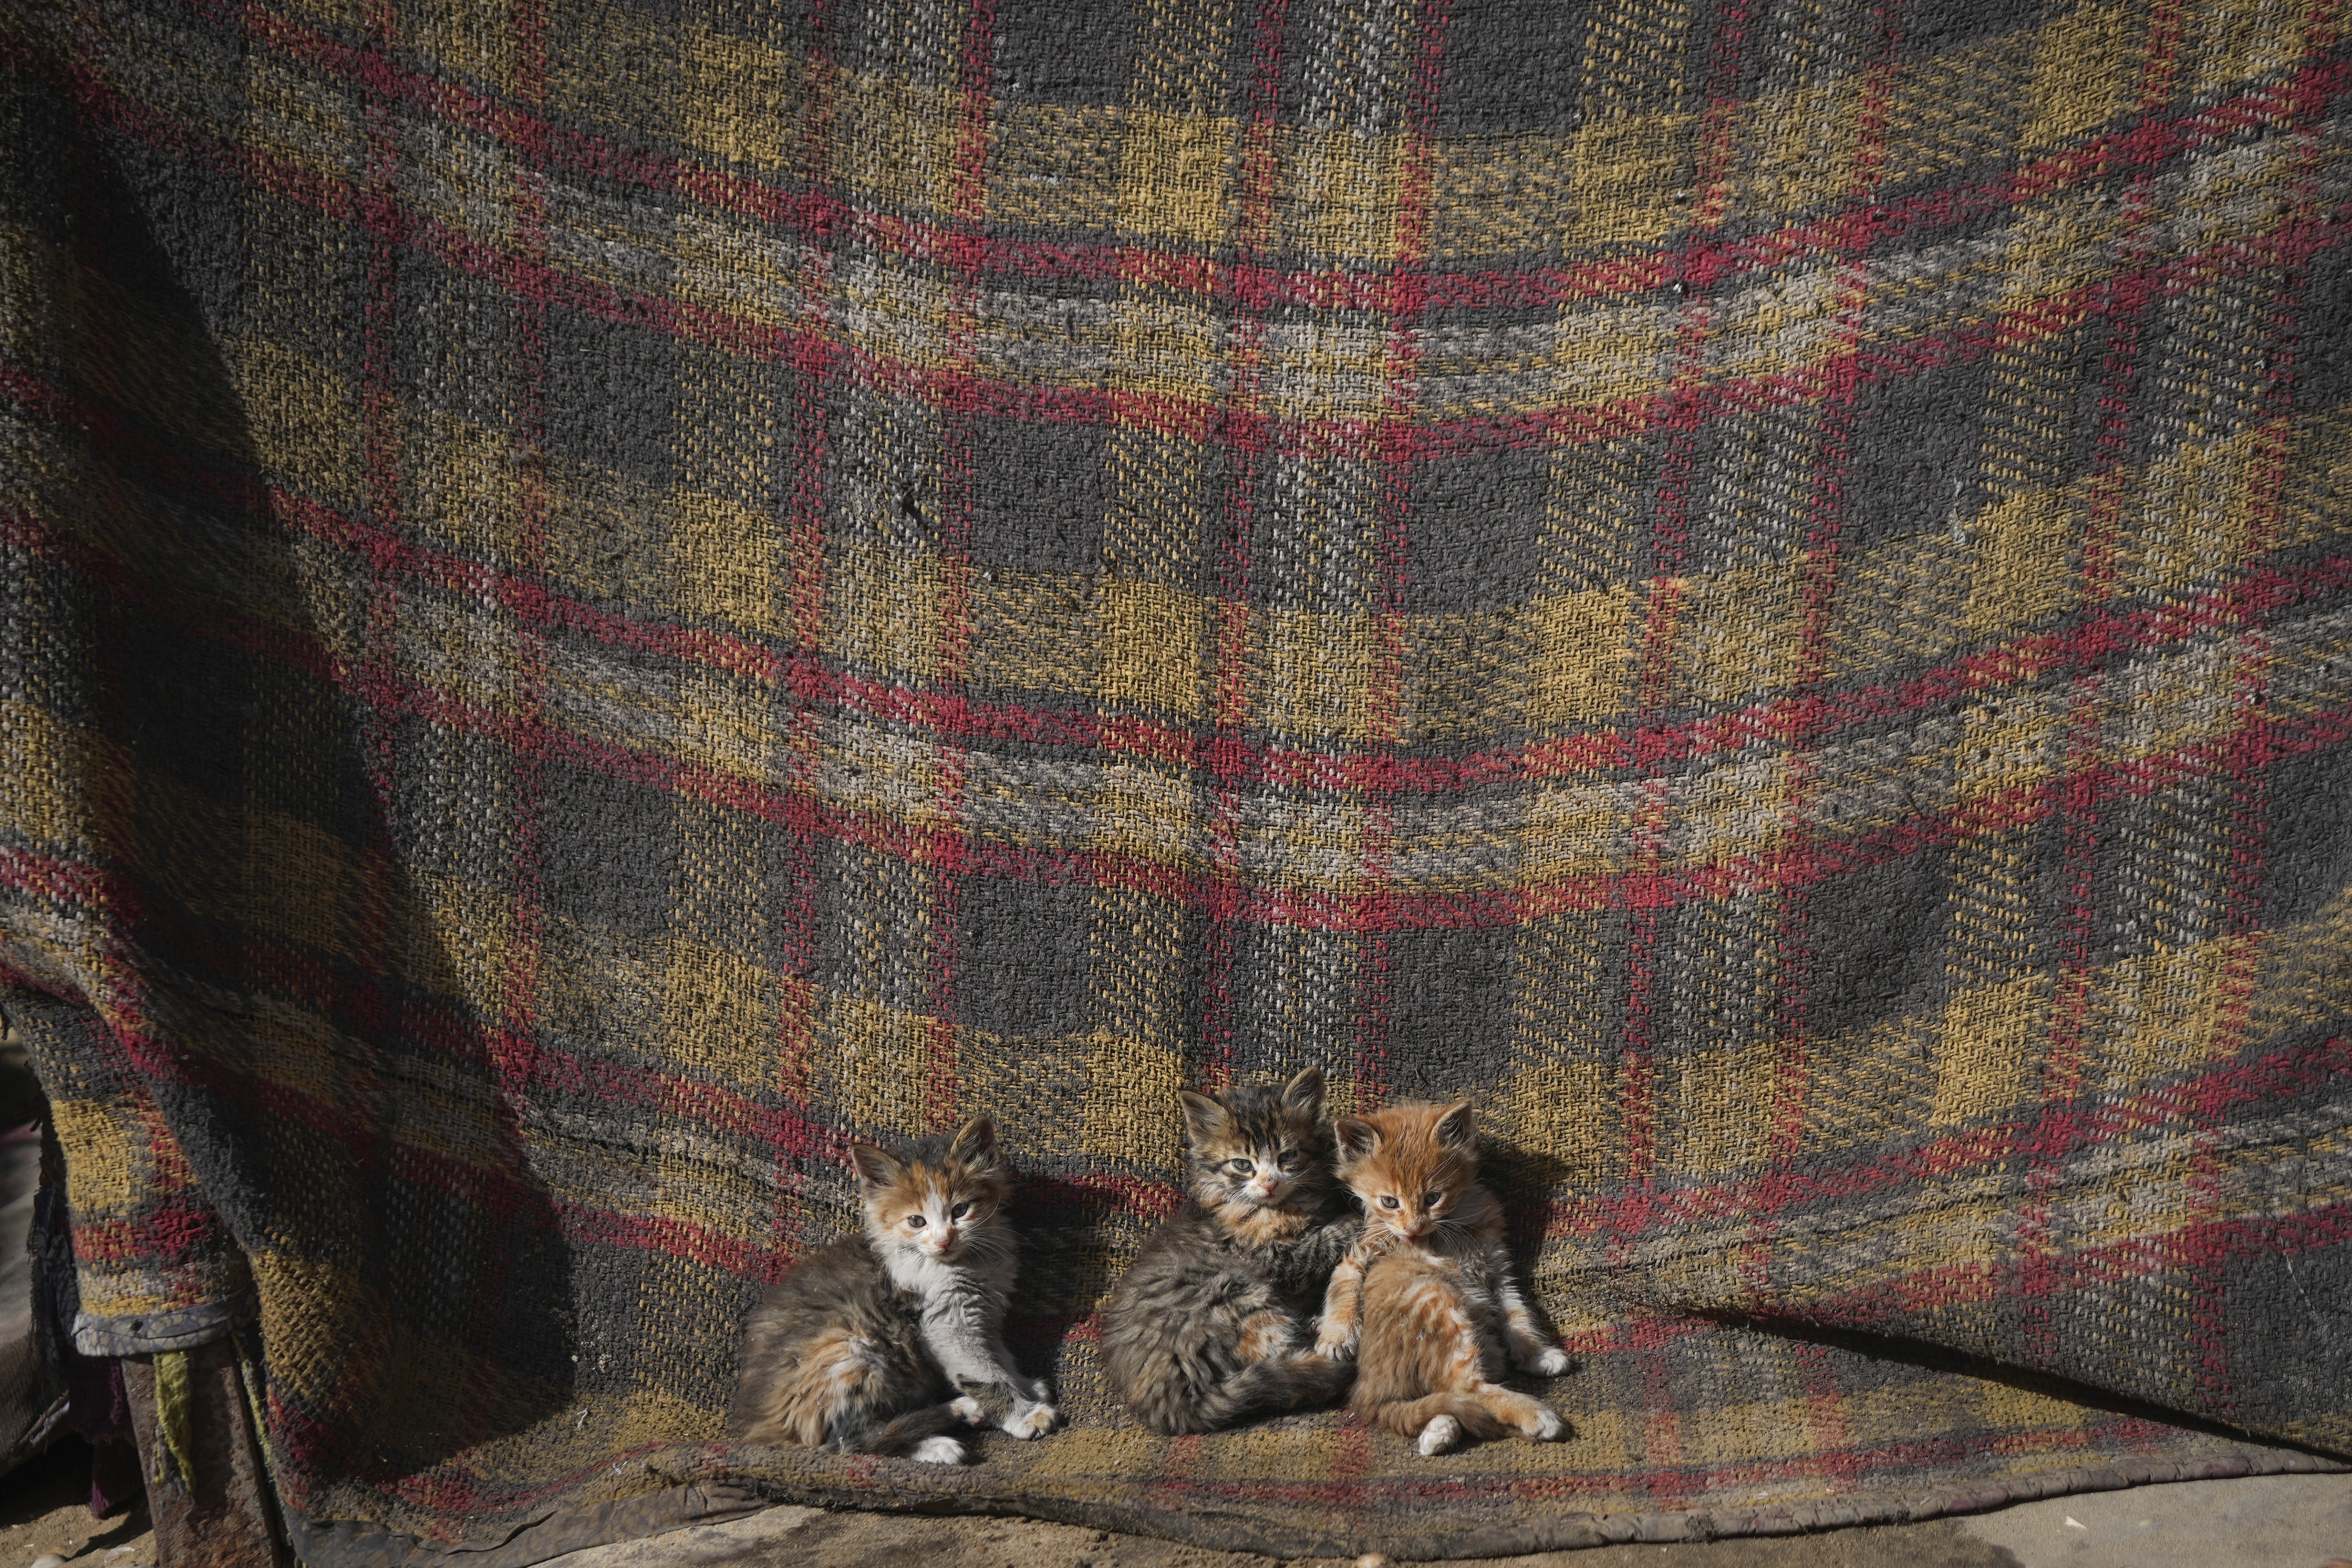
1100 1066 1360 1434
1314 1100 1570 1455
730 1115 1057 1462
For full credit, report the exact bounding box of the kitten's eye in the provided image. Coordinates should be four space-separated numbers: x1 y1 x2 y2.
1278 1150 1303 1170
906 1215 927 1229
1423 1193 1442 1209
1379 1195 1400 1210
1227 1159 1255 1177
951 1202 971 1219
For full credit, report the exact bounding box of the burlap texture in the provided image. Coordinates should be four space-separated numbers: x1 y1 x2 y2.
2 0 2348 1557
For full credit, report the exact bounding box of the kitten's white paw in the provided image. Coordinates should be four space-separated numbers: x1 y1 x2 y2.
1417 1415 1463 1456
1313 1334 1356 1363
1004 1403 1058 1439
1522 1346 1572 1377
1526 1406 1565 1442
911 1436 966 1464
949 1395 986 1425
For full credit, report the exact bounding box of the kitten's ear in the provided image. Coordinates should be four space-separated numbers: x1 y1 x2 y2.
1333 1116 1379 1161
1178 1090 1226 1146
1281 1065 1326 1119
1435 1101 1478 1151
849 1143 903 1189
948 1114 1000 1169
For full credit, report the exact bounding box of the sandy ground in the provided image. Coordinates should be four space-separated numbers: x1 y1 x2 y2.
2 1437 2344 1568
541 1474 2352 1568
0 1442 154 1568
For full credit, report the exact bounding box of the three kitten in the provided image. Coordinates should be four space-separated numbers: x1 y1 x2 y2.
1099 1066 1358 1433
729 1114 1057 1463
1314 1101 1570 1454
731 1082 1566 1461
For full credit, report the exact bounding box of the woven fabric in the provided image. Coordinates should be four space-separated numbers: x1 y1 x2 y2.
2 0 2348 1556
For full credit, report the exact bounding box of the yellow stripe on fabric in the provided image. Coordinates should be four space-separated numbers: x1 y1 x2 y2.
971 569 1103 698
247 51 364 183
676 665 777 783
0 700 97 853
1663 1041 1780 1179
665 929 780 1095
1278 123 1417 262
679 24 806 171
989 103 1128 230
45 1098 148 1218
672 337 786 639
243 808 356 954
0 225 69 375
456 5 2317 256
2021 0 2146 150
1082 0 1236 1163
235 338 362 511
1078 1011 1189 1160
1099 577 1206 719
547 5 682 147
546 459 679 617
401 408 525 568
399 0 519 94
412 870 514 1022
1430 134 1576 262
1881 31 2038 190
828 537 948 684
1929 973 2052 1128
814 974 936 1142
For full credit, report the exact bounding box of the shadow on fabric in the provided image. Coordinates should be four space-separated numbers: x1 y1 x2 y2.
49 141 578 1497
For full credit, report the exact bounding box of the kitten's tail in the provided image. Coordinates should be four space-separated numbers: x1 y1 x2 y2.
1363 1391 1513 1443
829 1399 966 1458
1186 1351 1355 1431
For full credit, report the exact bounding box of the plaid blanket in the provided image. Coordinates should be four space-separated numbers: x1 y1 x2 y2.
3 0 2347 1557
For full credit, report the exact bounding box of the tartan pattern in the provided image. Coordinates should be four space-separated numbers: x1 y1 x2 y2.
2 0 2349 1553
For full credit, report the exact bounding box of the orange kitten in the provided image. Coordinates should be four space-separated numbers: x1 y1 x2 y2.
1313 1101 1570 1455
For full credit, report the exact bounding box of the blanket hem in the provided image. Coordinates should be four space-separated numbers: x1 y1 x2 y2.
285 1446 2348 1566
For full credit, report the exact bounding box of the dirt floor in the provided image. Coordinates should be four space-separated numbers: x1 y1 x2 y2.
0 1441 153 1568
540 1474 2352 1568
2 1442 2345 1568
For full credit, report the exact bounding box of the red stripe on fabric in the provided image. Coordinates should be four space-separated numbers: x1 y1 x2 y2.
1615 0 1759 1221
9 555 2351 957
1194 0 1296 1094
0 558 2345 945
1349 0 1456 1107
2178 0 2338 1421
103 0 2350 316
63 1197 232 1267
771 0 843 1213
1763 0 1906 1176
24 31 2350 461
1579 1032 2352 1239
59 984 838 1264
1766 1203 2351 1325
10 337 2339 816
907 0 1005 1135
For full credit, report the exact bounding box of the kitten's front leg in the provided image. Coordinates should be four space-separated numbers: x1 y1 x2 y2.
978 1325 1061 1439
924 1306 1060 1439
1497 1275 1570 1377
1311 1250 1368 1361
1265 1214 1362 1296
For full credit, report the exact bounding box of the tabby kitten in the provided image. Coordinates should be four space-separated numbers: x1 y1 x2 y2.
730 1115 1058 1462
1100 1066 1360 1434
1314 1101 1570 1455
